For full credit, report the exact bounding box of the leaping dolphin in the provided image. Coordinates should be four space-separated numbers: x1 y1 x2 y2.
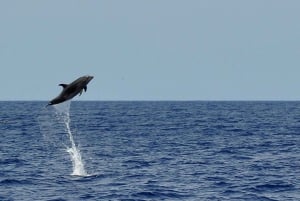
48 75 94 106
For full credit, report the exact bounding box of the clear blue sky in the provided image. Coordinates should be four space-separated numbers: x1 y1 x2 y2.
1 1 300 101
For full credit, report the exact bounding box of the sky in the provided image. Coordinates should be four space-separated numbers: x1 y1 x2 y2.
1 1 300 101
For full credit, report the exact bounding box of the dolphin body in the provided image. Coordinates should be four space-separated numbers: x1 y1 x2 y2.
48 75 94 106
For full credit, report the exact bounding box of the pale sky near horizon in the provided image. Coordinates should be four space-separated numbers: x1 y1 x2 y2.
1 1 300 101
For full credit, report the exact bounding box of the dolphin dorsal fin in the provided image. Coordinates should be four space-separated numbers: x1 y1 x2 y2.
84 86 87 92
59 84 68 88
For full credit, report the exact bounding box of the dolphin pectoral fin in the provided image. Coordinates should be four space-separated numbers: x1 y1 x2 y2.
84 86 87 92
79 89 83 96
59 84 68 88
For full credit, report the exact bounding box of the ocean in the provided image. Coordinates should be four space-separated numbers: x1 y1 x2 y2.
0 101 299 200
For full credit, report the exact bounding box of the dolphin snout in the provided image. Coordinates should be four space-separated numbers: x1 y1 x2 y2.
87 75 94 81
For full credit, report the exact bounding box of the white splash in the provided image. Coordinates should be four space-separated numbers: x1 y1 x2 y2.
54 101 88 176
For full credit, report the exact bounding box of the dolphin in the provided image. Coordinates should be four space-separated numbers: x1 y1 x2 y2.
48 75 94 106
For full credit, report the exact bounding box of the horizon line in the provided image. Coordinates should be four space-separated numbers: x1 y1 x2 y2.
1 99 300 102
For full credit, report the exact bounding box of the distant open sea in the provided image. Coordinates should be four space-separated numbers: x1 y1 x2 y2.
0 101 300 200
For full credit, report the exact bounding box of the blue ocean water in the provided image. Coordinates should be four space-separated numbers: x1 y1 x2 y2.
0 101 300 201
